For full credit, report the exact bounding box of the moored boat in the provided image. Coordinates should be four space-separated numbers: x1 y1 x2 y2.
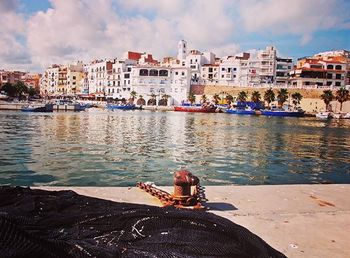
174 106 217 113
226 106 256 115
106 104 136 110
21 103 54 112
261 106 304 117
315 111 330 120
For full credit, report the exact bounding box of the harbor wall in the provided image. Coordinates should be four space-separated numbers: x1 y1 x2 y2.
190 85 350 112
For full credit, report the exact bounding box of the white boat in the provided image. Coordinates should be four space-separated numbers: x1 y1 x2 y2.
316 112 330 119
331 113 342 119
343 113 350 119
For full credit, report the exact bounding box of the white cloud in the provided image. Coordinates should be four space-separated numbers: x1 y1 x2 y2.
0 0 31 70
237 0 350 44
1 0 350 72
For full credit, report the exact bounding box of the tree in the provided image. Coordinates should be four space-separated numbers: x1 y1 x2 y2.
201 94 207 103
28 87 39 97
225 94 234 104
14 81 28 100
212 94 221 104
335 87 350 111
264 88 275 108
159 94 170 106
1 82 16 97
251 91 261 103
188 92 196 105
291 92 303 108
130 90 137 100
277 88 289 107
237 91 247 102
320 90 334 111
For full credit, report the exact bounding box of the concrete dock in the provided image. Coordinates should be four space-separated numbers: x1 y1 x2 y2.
38 184 350 257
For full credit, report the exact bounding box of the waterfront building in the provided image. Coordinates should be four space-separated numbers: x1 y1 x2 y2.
66 62 84 95
0 70 27 87
129 65 190 106
218 53 250 86
275 58 293 86
41 65 59 95
85 60 114 97
289 58 347 89
201 64 220 84
106 58 136 99
57 66 67 94
22 73 42 92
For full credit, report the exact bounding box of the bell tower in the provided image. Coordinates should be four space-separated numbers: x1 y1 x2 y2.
177 39 187 61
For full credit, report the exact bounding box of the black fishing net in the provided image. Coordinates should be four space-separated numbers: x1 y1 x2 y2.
0 187 285 258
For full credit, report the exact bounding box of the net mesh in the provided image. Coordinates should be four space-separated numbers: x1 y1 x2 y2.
0 186 285 258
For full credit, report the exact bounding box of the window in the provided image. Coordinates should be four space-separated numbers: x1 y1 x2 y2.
209 68 213 73
124 73 130 79
233 75 236 78
327 81 332 86
159 70 168 76
139 69 149 76
335 74 341 80
327 65 333 70
113 69 116 73
181 72 185 76
150 69 158 76
128 68 131 72
228 68 231 73
327 73 333 79
221 75 224 78
73 76 76 80
335 65 342 70
175 72 178 75
305 81 310 85
222 68 225 71
233 68 237 71
335 81 341 86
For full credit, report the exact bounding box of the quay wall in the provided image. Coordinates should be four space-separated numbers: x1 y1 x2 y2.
190 85 350 112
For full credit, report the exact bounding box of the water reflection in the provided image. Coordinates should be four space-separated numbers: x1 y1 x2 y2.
0 110 349 186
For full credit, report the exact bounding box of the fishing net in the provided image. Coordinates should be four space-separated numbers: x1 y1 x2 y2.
0 186 285 258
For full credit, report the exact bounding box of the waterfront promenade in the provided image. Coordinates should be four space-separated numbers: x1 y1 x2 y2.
38 184 350 258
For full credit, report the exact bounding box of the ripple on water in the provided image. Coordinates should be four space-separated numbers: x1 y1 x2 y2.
0 110 350 186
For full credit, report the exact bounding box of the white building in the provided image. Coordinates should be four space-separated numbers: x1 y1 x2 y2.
275 58 293 86
85 60 114 96
129 65 190 106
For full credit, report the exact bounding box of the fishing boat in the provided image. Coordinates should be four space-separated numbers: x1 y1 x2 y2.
21 103 54 112
261 105 304 117
174 106 217 113
343 113 350 119
331 113 342 119
106 103 136 110
315 111 330 119
226 106 255 115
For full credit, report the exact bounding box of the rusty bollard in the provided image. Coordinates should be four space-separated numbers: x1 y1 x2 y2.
172 170 199 206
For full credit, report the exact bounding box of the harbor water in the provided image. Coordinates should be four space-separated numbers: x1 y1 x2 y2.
0 109 349 186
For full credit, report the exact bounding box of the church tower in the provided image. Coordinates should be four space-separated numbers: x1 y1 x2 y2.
177 40 187 61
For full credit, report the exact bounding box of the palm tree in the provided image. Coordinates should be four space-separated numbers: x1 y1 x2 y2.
130 90 137 100
237 91 247 102
147 93 157 106
251 91 261 103
188 92 196 105
201 94 207 103
159 94 170 106
264 88 275 108
277 88 289 107
137 95 146 106
335 87 350 111
225 94 234 104
291 92 303 108
320 90 334 111
212 94 221 104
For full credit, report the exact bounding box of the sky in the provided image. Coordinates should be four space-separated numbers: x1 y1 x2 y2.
1 0 350 72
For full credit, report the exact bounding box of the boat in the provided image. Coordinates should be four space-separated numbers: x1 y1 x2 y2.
343 113 350 119
174 106 217 113
331 113 342 119
261 106 305 117
21 103 54 112
315 112 330 120
106 103 136 110
226 106 255 115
